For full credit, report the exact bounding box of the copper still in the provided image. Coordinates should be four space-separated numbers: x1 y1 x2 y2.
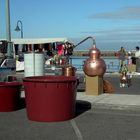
120 71 129 87
83 44 106 77
62 65 76 76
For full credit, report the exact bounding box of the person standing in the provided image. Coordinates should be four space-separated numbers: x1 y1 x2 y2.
135 46 140 57
131 46 140 64
118 46 126 68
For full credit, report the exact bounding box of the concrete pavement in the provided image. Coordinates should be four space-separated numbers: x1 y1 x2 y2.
1 91 140 140
76 72 140 111
77 92 140 111
1 73 140 140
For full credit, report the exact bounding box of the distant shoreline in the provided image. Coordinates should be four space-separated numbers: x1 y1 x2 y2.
73 50 120 57
73 50 135 57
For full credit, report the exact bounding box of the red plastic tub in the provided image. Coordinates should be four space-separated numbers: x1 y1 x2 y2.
0 82 22 112
23 76 77 122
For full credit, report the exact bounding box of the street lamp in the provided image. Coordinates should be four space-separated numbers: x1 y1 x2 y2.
5 0 12 57
15 20 23 38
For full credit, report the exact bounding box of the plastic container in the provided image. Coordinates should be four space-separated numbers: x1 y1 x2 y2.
0 82 22 112
23 76 77 122
24 53 45 77
136 59 140 72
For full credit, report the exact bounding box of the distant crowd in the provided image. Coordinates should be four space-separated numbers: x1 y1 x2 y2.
117 46 140 66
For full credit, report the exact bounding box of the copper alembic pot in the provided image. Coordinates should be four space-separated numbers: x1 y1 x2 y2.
83 43 106 77
119 64 131 88
120 71 129 88
62 65 76 76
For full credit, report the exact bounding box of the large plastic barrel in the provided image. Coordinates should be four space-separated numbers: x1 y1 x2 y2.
23 76 77 122
24 53 45 77
0 82 22 112
136 59 140 72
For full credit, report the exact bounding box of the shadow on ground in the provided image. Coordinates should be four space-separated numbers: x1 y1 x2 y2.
17 98 26 110
75 100 91 117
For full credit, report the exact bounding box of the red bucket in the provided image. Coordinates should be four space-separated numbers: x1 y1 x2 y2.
23 76 77 122
0 82 22 112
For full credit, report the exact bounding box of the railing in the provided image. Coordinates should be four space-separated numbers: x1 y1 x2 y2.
69 56 121 72
44 56 123 73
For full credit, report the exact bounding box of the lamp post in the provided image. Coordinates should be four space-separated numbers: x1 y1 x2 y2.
15 20 23 38
5 0 12 57
5 0 11 41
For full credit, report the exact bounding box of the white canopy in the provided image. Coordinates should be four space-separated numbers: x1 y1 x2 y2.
1 38 68 45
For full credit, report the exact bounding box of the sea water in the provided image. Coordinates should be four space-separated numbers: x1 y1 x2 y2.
69 56 128 73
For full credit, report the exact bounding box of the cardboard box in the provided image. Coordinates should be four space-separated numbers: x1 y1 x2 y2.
85 75 103 95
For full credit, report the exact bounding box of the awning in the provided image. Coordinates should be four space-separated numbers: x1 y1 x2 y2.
1 38 68 45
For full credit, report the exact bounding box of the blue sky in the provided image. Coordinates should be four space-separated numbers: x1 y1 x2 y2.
1 0 140 50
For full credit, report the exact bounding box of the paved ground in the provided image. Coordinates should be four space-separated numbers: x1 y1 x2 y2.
1 73 140 140
2 108 140 140
77 72 140 110
104 73 140 95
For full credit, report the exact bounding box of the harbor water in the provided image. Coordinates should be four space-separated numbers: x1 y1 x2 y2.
69 56 128 73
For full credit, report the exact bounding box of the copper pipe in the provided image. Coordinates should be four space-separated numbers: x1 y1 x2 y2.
74 36 96 49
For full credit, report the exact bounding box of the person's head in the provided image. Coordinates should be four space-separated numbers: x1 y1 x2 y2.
120 46 125 52
120 46 123 50
136 46 139 51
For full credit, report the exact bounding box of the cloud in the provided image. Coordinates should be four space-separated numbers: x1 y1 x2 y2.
81 26 140 35
81 25 140 34
80 25 140 42
90 6 140 20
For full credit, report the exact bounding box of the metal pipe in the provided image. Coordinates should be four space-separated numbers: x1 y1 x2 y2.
74 36 96 48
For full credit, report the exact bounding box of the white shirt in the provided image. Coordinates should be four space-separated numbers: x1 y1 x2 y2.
135 50 140 58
